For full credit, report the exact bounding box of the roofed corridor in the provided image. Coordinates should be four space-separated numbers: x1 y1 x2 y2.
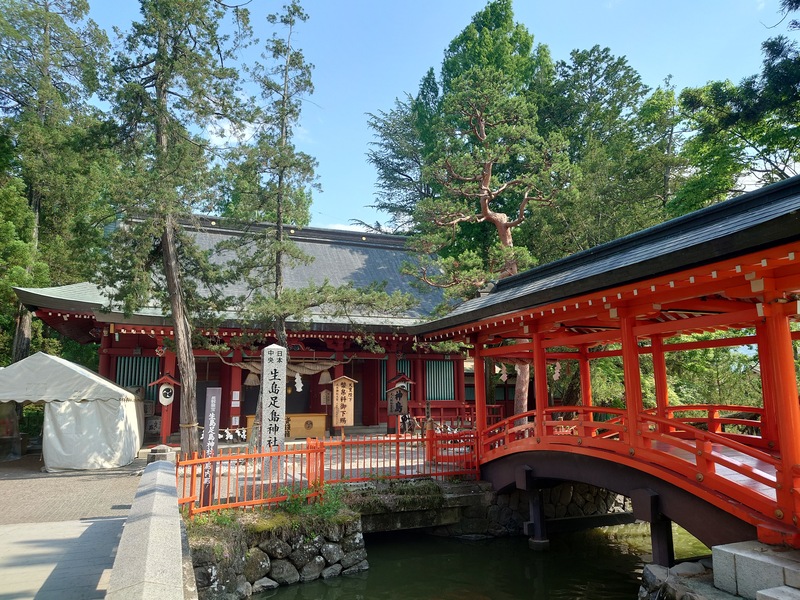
411 176 800 552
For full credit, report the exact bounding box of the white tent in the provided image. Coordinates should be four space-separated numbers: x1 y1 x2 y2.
0 352 144 471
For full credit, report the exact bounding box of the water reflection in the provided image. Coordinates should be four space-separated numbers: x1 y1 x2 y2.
254 522 712 600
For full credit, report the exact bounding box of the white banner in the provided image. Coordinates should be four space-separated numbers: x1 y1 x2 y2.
260 344 287 450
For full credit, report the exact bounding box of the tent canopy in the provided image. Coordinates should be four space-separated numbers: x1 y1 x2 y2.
0 352 142 471
0 352 135 403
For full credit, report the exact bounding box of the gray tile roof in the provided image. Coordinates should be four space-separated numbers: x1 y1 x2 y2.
16 223 442 331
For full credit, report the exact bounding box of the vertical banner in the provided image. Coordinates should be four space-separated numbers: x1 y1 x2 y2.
332 376 357 428
261 344 287 450
200 386 222 507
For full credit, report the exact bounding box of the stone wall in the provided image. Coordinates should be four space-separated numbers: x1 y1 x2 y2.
190 517 368 599
430 481 631 537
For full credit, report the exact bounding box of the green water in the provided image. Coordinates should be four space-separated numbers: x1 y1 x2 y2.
255 524 709 600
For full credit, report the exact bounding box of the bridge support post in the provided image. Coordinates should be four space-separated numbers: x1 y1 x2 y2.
517 466 550 550
631 488 674 567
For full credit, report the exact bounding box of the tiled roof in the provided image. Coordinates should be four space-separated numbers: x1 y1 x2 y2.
16 223 441 331
411 175 800 334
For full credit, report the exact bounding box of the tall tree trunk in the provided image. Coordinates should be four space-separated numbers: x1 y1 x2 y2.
12 175 43 363
514 363 530 416
155 27 198 454
162 216 199 454
12 307 32 363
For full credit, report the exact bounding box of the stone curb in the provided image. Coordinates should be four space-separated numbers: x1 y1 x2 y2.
106 460 195 600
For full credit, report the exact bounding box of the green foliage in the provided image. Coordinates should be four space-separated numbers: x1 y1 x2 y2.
19 404 43 436
276 484 348 519
664 333 762 408
673 4 800 213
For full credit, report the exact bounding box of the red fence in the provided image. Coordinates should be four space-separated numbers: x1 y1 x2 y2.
177 431 478 518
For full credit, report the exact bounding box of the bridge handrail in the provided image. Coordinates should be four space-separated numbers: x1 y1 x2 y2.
480 405 782 524
638 413 778 478
636 412 780 519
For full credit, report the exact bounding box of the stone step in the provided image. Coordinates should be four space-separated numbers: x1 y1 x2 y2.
714 540 800 600
758 586 800 600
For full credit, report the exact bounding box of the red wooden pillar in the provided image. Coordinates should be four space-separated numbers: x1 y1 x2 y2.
760 301 800 523
473 347 487 434
578 345 593 408
578 346 593 433
99 327 111 379
387 353 398 431
651 335 669 431
755 322 779 445
161 350 177 445
454 356 466 408
413 358 425 408
532 331 548 439
620 312 643 447
229 349 242 430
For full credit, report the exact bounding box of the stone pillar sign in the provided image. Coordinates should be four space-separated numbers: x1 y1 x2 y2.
260 344 287 450
332 376 357 429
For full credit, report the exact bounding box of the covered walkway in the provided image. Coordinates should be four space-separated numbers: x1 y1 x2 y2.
412 176 800 549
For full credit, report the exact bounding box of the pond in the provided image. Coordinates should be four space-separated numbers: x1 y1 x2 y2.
254 523 709 600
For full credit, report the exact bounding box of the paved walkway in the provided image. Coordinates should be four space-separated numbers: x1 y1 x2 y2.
0 453 145 599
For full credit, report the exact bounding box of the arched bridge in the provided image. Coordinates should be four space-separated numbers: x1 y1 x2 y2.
477 404 793 564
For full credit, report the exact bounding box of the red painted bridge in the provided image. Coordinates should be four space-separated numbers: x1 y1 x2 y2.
410 177 800 556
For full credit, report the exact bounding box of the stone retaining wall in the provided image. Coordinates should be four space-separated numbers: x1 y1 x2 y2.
190 517 368 599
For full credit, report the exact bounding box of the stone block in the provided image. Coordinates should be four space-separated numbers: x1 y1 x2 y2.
259 537 292 559
738 557 782 600
252 577 279 593
340 549 367 569
242 548 270 582
147 444 177 463
712 543 739 595
269 559 300 585
321 542 344 565
300 556 326 582
342 559 369 575
714 540 800 600
322 564 343 580
289 542 318 569
341 532 364 552
757 586 800 600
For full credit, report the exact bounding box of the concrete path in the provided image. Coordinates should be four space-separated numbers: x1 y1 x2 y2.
0 453 145 599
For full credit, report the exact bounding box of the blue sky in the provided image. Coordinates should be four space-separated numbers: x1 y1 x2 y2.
90 0 788 230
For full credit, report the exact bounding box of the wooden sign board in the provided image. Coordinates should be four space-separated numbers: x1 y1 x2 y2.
387 385 409 416
332 376 357 428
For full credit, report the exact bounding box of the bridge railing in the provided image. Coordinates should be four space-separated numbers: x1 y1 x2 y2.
643 405 768 449
637 412 780 518
480 405 782 523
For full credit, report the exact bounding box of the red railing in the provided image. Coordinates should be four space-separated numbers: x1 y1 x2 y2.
479 404 782 531
176 445 326 518
177 431 478 518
